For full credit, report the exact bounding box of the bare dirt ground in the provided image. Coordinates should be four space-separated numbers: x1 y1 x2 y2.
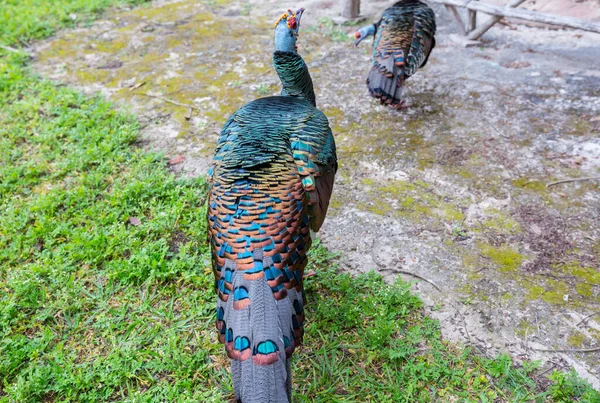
32 0 600 389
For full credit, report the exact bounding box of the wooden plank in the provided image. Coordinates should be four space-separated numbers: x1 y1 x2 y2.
467 0 478 33
468 9 477 32
342 0 360 19
433 0 600 33
468 0 527 39
445 4 467 35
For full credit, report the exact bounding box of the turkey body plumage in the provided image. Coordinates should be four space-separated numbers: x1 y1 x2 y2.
207 45 337 402
367 0 436 106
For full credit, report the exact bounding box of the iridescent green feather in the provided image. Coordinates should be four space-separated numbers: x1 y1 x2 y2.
207 45 336 403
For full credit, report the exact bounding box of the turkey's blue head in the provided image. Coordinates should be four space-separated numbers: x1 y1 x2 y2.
354 24 376 47
274 8 305 53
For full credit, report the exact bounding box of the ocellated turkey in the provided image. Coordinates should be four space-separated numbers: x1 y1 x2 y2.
354 0 436 108
206 8 337 403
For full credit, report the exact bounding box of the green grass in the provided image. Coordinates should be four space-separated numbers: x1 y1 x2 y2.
0 0 149 46
1 1 600 402
0 52 219 402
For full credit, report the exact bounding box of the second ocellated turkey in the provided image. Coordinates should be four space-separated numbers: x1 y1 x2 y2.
354 0 436 108
206 8 337 403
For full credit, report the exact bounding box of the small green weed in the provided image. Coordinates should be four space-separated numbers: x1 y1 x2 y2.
549 371 600 403
311 17 350 43
240 3 252 16
255 83 270 95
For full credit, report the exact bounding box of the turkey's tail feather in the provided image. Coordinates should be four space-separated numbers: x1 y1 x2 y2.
231 359 293 403
211 168 308 403
365 0 436 107
216 255 299 403
367 51 405 106
221 249 302 403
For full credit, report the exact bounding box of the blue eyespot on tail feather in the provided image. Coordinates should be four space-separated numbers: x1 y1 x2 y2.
233 286 250 310
252 340 280 365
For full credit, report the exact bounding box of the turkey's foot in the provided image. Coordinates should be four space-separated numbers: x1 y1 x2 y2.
389 101 409 110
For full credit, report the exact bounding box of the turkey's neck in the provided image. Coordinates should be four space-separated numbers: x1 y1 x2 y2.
273 51 316 107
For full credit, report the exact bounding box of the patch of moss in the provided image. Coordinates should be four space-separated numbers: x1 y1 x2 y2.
575 282 593 298
360 178 466 226
459 282 473 295
560 262 600 285
466 272 483 283
323 106 344 121
568 332 586 348
512 177 547 193
501 292 513 302
75 69 110 84
378 180 423 197
443 206 464 221
93 38 128 53
399 196 416 208
405 117 425 131
480 209 521 234
478 243 525 273
329 196 342 210
357 200 393 216
526 285 545 301
457 168 474 179
417 155 435 171
519 262 599 306
361 178 376 187
541 279 570 305
35 0 275 132
515 320 535 337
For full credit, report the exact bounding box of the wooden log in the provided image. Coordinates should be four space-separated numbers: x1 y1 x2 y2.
445 5 467 35
432 0 600 33
468 0 526 39
342 0 360 19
